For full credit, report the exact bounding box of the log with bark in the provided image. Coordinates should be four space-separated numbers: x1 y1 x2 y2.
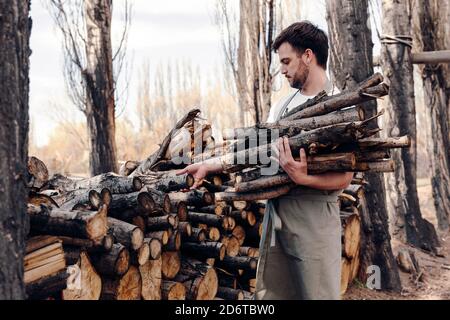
44 172 142 194
107 217 144 251
147 214 179 232
168 190 214 208
28 204 108 241
108 191 155 218
138 172 194 193
181 242 226 261
90 243 130 277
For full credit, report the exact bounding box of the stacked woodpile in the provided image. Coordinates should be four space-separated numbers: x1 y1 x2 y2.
25 157 262 299
23 73 409 299
338 176 366 295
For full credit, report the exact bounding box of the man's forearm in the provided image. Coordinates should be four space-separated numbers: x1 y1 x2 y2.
297 171 354 190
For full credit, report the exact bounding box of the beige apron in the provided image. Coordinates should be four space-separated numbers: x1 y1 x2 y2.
255 86 342 300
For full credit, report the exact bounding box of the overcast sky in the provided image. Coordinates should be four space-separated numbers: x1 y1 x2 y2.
28 0 348 147
30 0 227 147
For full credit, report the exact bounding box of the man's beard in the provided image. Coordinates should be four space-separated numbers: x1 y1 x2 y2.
291 68 309 90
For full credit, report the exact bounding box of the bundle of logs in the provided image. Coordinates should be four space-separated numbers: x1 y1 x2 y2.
23 73 407 299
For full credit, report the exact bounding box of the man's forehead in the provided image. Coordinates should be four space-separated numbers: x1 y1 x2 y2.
278 42 298 58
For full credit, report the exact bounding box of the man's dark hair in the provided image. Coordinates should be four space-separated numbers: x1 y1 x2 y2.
273 21 329 69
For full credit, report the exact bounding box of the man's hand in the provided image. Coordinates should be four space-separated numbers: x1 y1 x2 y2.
278 136 309 185
176 158 224 189
278 136 354 190
177 163 209 189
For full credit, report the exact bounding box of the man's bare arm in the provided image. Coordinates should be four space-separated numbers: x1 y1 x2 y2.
294 171 354 190
278 136 353 190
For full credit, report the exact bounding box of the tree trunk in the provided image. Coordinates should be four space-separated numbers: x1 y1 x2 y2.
84 0 118 176
326 0 403 291
0 0 31 299
237 0 273 125
380 0 440 252
414 0 450 231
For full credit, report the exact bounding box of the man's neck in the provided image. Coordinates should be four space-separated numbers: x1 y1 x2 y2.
300 67 328 96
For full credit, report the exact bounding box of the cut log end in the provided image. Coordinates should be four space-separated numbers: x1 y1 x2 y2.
132 177 143 191
138 192 155 214
162 281 186 300
86 205 108 241
131 228 145 251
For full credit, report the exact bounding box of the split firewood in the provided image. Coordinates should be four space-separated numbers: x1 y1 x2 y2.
24 236 66 284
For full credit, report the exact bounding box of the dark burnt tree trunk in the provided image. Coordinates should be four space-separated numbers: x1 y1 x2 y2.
326 0 401 292
414 0 450 231
84 0 118 176
380 0 439 252
0 0 31 299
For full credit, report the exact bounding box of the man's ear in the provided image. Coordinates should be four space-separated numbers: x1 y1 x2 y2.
304 49 313 64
